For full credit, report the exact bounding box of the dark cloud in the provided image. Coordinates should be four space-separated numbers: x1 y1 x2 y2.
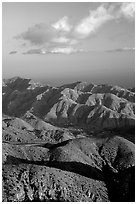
15 23 56 45
9 51 17 54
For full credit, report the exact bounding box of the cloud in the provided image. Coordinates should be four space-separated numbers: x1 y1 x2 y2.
52 16 72 32
105 47 135 52
23 47 84 55
74 3 135 39
50 47 83 54
14 3 135 55
74 4 114 39
15 21 76 47
119 3 135 19
9 51 17 54
23 46 135 55
15 23 56 45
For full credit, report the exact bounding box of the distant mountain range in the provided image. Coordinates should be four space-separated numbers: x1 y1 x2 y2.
3 77 135 131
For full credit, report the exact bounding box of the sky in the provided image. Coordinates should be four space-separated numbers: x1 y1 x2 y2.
2 2 135 88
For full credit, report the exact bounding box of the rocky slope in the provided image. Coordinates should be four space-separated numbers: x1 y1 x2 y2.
3 136 135 202
2 77 135 202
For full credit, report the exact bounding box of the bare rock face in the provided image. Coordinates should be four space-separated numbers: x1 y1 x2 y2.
2 77 135 202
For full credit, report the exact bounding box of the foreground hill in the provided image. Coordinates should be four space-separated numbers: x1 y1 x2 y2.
3 136 135 202
2 114 77 144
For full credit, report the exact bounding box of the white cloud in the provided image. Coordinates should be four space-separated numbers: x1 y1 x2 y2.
121 47 135 51
52 16 72 32
74 5 114 39
50 47 77 54
23 47 84 55
74 3 135 39
119 3 135 19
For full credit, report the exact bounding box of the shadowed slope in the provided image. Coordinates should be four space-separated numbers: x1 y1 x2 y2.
3 136 135 202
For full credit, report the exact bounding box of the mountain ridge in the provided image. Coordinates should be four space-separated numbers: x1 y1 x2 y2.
2 77 135 131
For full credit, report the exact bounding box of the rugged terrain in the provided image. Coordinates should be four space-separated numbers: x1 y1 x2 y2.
2 77 135 202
